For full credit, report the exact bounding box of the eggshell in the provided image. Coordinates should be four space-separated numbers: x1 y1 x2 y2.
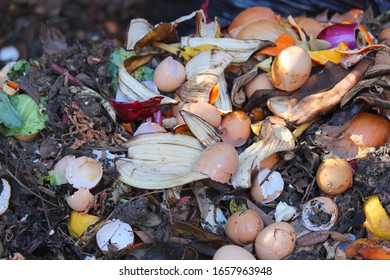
153 56 186 92
254 222 296 260
213 245 256 260
14 133 39 142
225 209 264 245
271 46 311 92
192 142 239 184
302 196 338 231
245 73 274 98
65 156 103 189
220 111 251 147
96 219 134 254
251 169 284 204
133 122 166 136
175 102 222 128
66 187 94 212
295 17 324 38
54 155 76 172
316 157 353 195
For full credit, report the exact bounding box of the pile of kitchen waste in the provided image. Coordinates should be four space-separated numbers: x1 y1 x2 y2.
1 4 390 260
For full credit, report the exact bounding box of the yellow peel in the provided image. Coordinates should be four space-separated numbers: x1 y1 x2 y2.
68 211 100 240
363 195 390 240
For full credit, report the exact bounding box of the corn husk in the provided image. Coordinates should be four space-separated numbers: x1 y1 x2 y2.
180 37 274 63
116 132 208 189
231 120 295 189
179 110 221 147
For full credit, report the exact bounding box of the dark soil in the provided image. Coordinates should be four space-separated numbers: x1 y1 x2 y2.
0 0 389 260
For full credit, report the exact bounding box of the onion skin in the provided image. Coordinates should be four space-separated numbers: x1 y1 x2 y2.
317 23 358 49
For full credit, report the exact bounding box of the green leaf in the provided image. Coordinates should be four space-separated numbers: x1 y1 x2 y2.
0 94 46 136
7 59 30 80
41 169 68 186
0 90 23 128
134 66 154 82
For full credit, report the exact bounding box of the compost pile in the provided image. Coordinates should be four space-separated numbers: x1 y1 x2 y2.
0 0 390 260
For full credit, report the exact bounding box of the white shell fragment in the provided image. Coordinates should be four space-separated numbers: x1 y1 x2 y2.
96 219 134 254
302 196 338 231
0 178 12 215
274 201 296 222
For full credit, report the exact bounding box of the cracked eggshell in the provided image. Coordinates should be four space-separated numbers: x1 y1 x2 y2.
0 178 11 215
192 142 239 184
213 244 256 260
65 156 103 189
153 56 186 92
220 111 252 147
96 219 134 254
133 122 167 136
66 187 94 212
251 168 284 204
54 155 76 172
302 196 338 231
225 209 264 245
175 101 222 128
255 221 297 260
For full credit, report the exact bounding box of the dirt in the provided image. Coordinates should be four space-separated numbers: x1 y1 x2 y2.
0 0 389 260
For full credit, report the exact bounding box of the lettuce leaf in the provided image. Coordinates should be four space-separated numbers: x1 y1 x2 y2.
0 93 46 136
0 90 24 129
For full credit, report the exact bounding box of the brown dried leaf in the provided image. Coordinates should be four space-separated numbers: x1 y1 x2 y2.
40 24 67 55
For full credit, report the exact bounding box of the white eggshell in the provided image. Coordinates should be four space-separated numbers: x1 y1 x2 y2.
65 156 103 189
96 219 134 254
0 178 12 215
54 155 76 172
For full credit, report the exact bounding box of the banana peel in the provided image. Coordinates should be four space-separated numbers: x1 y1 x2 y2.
363 195 390 240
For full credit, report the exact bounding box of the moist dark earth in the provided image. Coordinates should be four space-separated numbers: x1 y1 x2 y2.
0 0 389 260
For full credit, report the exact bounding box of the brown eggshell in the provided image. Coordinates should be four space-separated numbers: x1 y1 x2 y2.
255 222 296 260
302 196 338 231
213 245 256 260
295 17 324 38
192 142 239 184
271 45 312 92
225 209 264 245
153 56 186 92
175 102 222 128
251 169 284 204
14 133 39 142
245 73 274 99
220 111 251 147
66 187 94 212
316 157 353 195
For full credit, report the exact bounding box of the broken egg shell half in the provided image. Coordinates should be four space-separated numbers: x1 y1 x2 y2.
245 73 274 99
271 45 312 92
302 196 338 231
66 187 94 212
251 168 284 204
225 209 264 245
153 56 186 92
54 155 76 172
220 111 252 147
255 221 297 260
65 156 103 189
96 219 134 254
174 101 222 128
192 142 239 184
213 244 256 260
0 178 12 215
133 122 167 137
